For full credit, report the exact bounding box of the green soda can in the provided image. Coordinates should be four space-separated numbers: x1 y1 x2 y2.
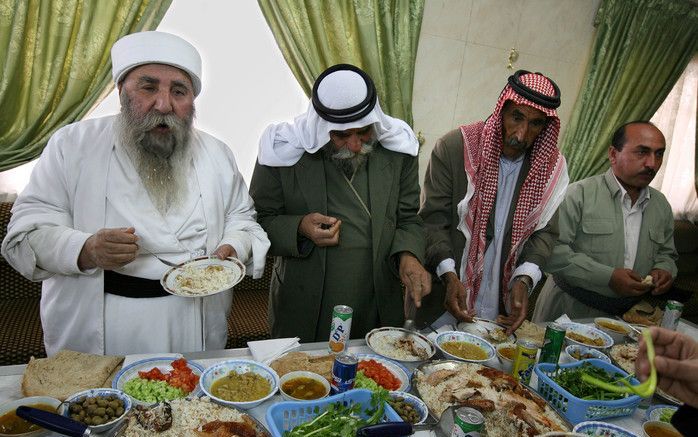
512 338 538 384
661 300 684 331
450 406 484 436
539 322 566 364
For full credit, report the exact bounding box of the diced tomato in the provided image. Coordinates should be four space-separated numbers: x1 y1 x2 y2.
358 359 401 390
137 359 200 393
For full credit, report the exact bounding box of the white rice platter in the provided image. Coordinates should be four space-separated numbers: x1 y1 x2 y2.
456 318 516 344
365 327 436 362
161 256 245 297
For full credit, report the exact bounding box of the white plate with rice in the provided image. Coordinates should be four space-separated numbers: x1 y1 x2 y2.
161 256 245 297
365 327 436 362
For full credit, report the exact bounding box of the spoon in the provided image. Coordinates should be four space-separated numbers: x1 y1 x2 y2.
141 247 179 268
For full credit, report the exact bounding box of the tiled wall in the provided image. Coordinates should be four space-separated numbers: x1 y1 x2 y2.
413 0 601 180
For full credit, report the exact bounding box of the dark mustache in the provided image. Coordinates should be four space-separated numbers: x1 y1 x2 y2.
640 168 656 177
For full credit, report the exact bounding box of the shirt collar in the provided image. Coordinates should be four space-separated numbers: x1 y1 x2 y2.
611 171 650 207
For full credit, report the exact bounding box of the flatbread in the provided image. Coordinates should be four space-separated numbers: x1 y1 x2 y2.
622 300 663 326
269 351 334 382
22 350 124 400
515 320 545 347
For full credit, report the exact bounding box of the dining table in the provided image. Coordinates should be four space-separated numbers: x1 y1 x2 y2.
1 317 697 436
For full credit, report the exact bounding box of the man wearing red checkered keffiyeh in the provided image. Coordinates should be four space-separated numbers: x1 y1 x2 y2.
419 70 569 334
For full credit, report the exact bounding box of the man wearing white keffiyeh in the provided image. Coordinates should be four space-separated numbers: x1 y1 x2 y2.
419 70 569 334
251 64 431 342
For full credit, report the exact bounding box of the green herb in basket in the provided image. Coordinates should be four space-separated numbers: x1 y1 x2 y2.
552 362 631 400
283 391 389 437
581 328 657 398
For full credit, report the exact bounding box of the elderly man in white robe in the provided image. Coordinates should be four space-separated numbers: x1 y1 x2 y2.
1 31 270 356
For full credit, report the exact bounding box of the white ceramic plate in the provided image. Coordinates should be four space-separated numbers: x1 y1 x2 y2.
112 357 204 406
561 322 614 349
645 404 679 423
356 353 411 392
456 318 516 344
365 327 436 362
161 256 245 297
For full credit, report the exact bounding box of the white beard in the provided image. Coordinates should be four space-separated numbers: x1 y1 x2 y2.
116 95 195 215
326 140 376 178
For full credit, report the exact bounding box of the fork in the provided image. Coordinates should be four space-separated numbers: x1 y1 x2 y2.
141 247 179 268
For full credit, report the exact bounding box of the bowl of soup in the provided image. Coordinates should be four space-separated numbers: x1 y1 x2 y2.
594 317 632 344
0 396 61 437
200 359 279 409
435 331 495 363
496 342 516 372
642 421 682 437
278 371 330 401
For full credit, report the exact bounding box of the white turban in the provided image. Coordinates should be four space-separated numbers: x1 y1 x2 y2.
258 64 418 167
111 31 202 96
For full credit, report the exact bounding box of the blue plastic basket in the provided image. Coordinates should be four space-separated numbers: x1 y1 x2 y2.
534 358 642 425
265 388 402 437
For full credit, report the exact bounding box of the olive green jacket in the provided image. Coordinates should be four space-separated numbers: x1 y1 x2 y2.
249 145 425 342
546 169 678 297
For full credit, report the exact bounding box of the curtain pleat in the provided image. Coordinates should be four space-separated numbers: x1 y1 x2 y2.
257 0 424 126
0 0 172 172
559 0 698 182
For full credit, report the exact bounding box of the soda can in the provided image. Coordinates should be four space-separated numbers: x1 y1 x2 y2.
331 352 358 394
661 300 684 331
539 322 566 364
450 406 484 436
512 338 538 384
328 305 353 353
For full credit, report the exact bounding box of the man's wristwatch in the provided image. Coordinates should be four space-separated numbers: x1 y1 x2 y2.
514 275 533 294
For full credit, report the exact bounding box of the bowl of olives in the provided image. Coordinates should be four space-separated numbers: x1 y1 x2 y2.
59 388 131 433
387 391 429 424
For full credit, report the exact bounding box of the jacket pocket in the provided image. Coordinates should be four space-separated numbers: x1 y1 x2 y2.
647 227 666 258
580 219 615 254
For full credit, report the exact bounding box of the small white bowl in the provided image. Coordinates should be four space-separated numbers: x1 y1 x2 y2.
387 391 429 424
278 371 330 401
642 420 682 437
0 396 62 437
573 421 639 437
562 322 614 350
496 343 516 373
435 331 495 363
60 388 132 434
356 353 411 392
594 317 632 344
200 359 279 410
563 344 611 364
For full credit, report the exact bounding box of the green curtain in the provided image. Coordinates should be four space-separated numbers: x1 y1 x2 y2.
257 0 424 126
559 0 698 182
0 0 172 172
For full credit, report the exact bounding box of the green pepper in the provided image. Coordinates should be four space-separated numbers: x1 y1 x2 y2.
580 328 657 398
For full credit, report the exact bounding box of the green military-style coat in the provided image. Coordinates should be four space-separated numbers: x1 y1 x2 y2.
249 145 425 342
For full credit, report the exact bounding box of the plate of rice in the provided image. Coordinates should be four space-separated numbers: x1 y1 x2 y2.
161 256 245 297
118 397 270 436
365 327 436 362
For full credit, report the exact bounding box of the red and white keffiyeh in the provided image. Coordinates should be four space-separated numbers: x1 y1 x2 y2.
460 72 567 313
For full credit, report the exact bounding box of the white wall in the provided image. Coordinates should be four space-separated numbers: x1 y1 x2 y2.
413 0 601 180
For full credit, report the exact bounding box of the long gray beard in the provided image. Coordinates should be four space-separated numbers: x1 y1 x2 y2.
117 95 195 215
325 140 376 178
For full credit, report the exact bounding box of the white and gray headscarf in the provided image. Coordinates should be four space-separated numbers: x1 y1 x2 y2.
258 64 419 167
